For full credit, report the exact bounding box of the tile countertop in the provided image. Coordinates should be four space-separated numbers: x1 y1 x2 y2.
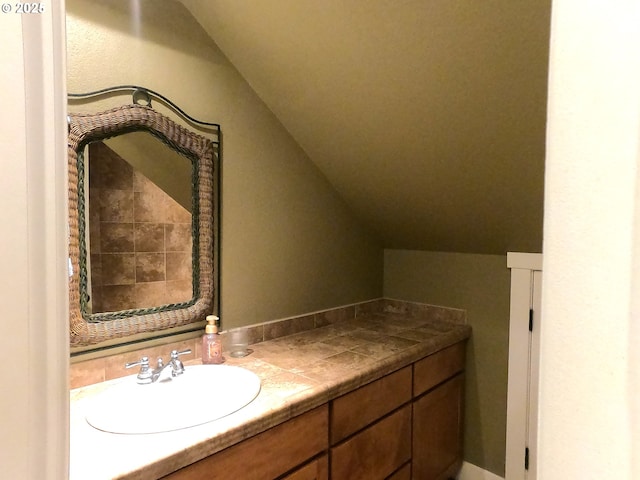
70 310 471 480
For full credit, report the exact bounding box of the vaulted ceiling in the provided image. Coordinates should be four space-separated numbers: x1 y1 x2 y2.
181 0 551 254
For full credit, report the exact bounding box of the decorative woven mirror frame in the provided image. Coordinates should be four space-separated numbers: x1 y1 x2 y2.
68 104 215 346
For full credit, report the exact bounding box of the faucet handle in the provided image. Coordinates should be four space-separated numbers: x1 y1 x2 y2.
125 356 150 370
125 356 153 384
170 349 191 359
169 349 191 377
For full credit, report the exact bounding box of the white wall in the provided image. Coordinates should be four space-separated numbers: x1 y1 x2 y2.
0 5 69 479
540 1 640 478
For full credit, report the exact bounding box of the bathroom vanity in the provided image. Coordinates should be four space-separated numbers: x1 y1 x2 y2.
70 304 471 480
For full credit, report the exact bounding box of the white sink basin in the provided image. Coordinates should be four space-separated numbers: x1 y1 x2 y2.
85 364 261 434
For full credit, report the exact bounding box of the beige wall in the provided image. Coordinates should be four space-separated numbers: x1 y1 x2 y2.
383 249 511 477
66 0 383 330
540 1 640 478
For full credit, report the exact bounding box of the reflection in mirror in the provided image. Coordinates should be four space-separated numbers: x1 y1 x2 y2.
84 132 193 314
68 103 218 348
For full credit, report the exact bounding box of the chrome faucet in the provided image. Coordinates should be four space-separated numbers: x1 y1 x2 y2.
125 349 191 384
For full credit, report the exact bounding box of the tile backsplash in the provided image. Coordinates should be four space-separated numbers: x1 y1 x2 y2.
69 298 466 389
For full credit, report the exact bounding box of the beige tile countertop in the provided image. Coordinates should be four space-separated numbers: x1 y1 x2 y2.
69 307 471 480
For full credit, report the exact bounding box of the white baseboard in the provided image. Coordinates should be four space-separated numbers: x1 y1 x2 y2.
457 461 505 480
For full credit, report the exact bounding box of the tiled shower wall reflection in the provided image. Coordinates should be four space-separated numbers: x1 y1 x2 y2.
87 142 193 313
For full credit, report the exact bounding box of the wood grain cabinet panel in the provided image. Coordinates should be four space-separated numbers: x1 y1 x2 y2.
331 405 412 480
412 374 464 480
413 342 465 397
162 340 468 480
282 455 328 480
331 366 412 444
387 463 411 480
162 405 328 480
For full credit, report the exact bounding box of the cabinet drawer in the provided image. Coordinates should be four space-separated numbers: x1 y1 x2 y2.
331 405 412 480
163 405 328 480
331 366 411 444
413 342 465 397
282 454 328 480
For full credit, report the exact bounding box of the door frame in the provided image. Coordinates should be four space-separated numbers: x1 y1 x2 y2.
505 253 542 480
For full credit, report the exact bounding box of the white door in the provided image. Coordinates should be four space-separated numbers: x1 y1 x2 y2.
505 253 542 480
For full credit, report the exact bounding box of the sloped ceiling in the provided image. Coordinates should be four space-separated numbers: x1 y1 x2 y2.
181 0 551 254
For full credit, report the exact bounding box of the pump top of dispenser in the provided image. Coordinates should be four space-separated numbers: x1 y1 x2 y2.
205 315 219 334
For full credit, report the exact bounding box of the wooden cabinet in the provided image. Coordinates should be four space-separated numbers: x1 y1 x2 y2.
413 342 466 397
331 366 412 443
162 405 328 480
282 455 328 480
387 463 411 480
330 366 412 479
412 344 466 480
331 405 412 480
163 341 466 480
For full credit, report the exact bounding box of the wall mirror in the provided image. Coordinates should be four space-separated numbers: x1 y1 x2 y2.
68 101 219 350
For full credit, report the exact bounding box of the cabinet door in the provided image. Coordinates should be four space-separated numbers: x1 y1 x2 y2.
162 405 328 480
412 374 464 480
331 366 412 444
331 405 412 480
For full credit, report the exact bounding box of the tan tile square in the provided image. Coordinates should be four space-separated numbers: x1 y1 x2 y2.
101 253 135 285
135 223 164 252
100 222 134 253
225 358 285 379
324 351 373 370
355 299 385 316
294 360 354 384
263 315 315 341
291 342 345 361
392 329 438 342
321 334 368 350
348 329 387 343
165 223 192 252
70 357 106 389
165 279 193 304
134 191 167 223
100 284 136 312
257 352 312 371
91 142 133 190
133 171 162 194
136 252 165 282
315 305 356 327
166 197 191 223
134 281 167 308
244 324 264 345
260 371 319 399
166 252 192 281
99 189 134 223
350 342 395 361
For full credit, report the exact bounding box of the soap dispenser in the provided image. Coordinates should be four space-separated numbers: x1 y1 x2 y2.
202 315 224 364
